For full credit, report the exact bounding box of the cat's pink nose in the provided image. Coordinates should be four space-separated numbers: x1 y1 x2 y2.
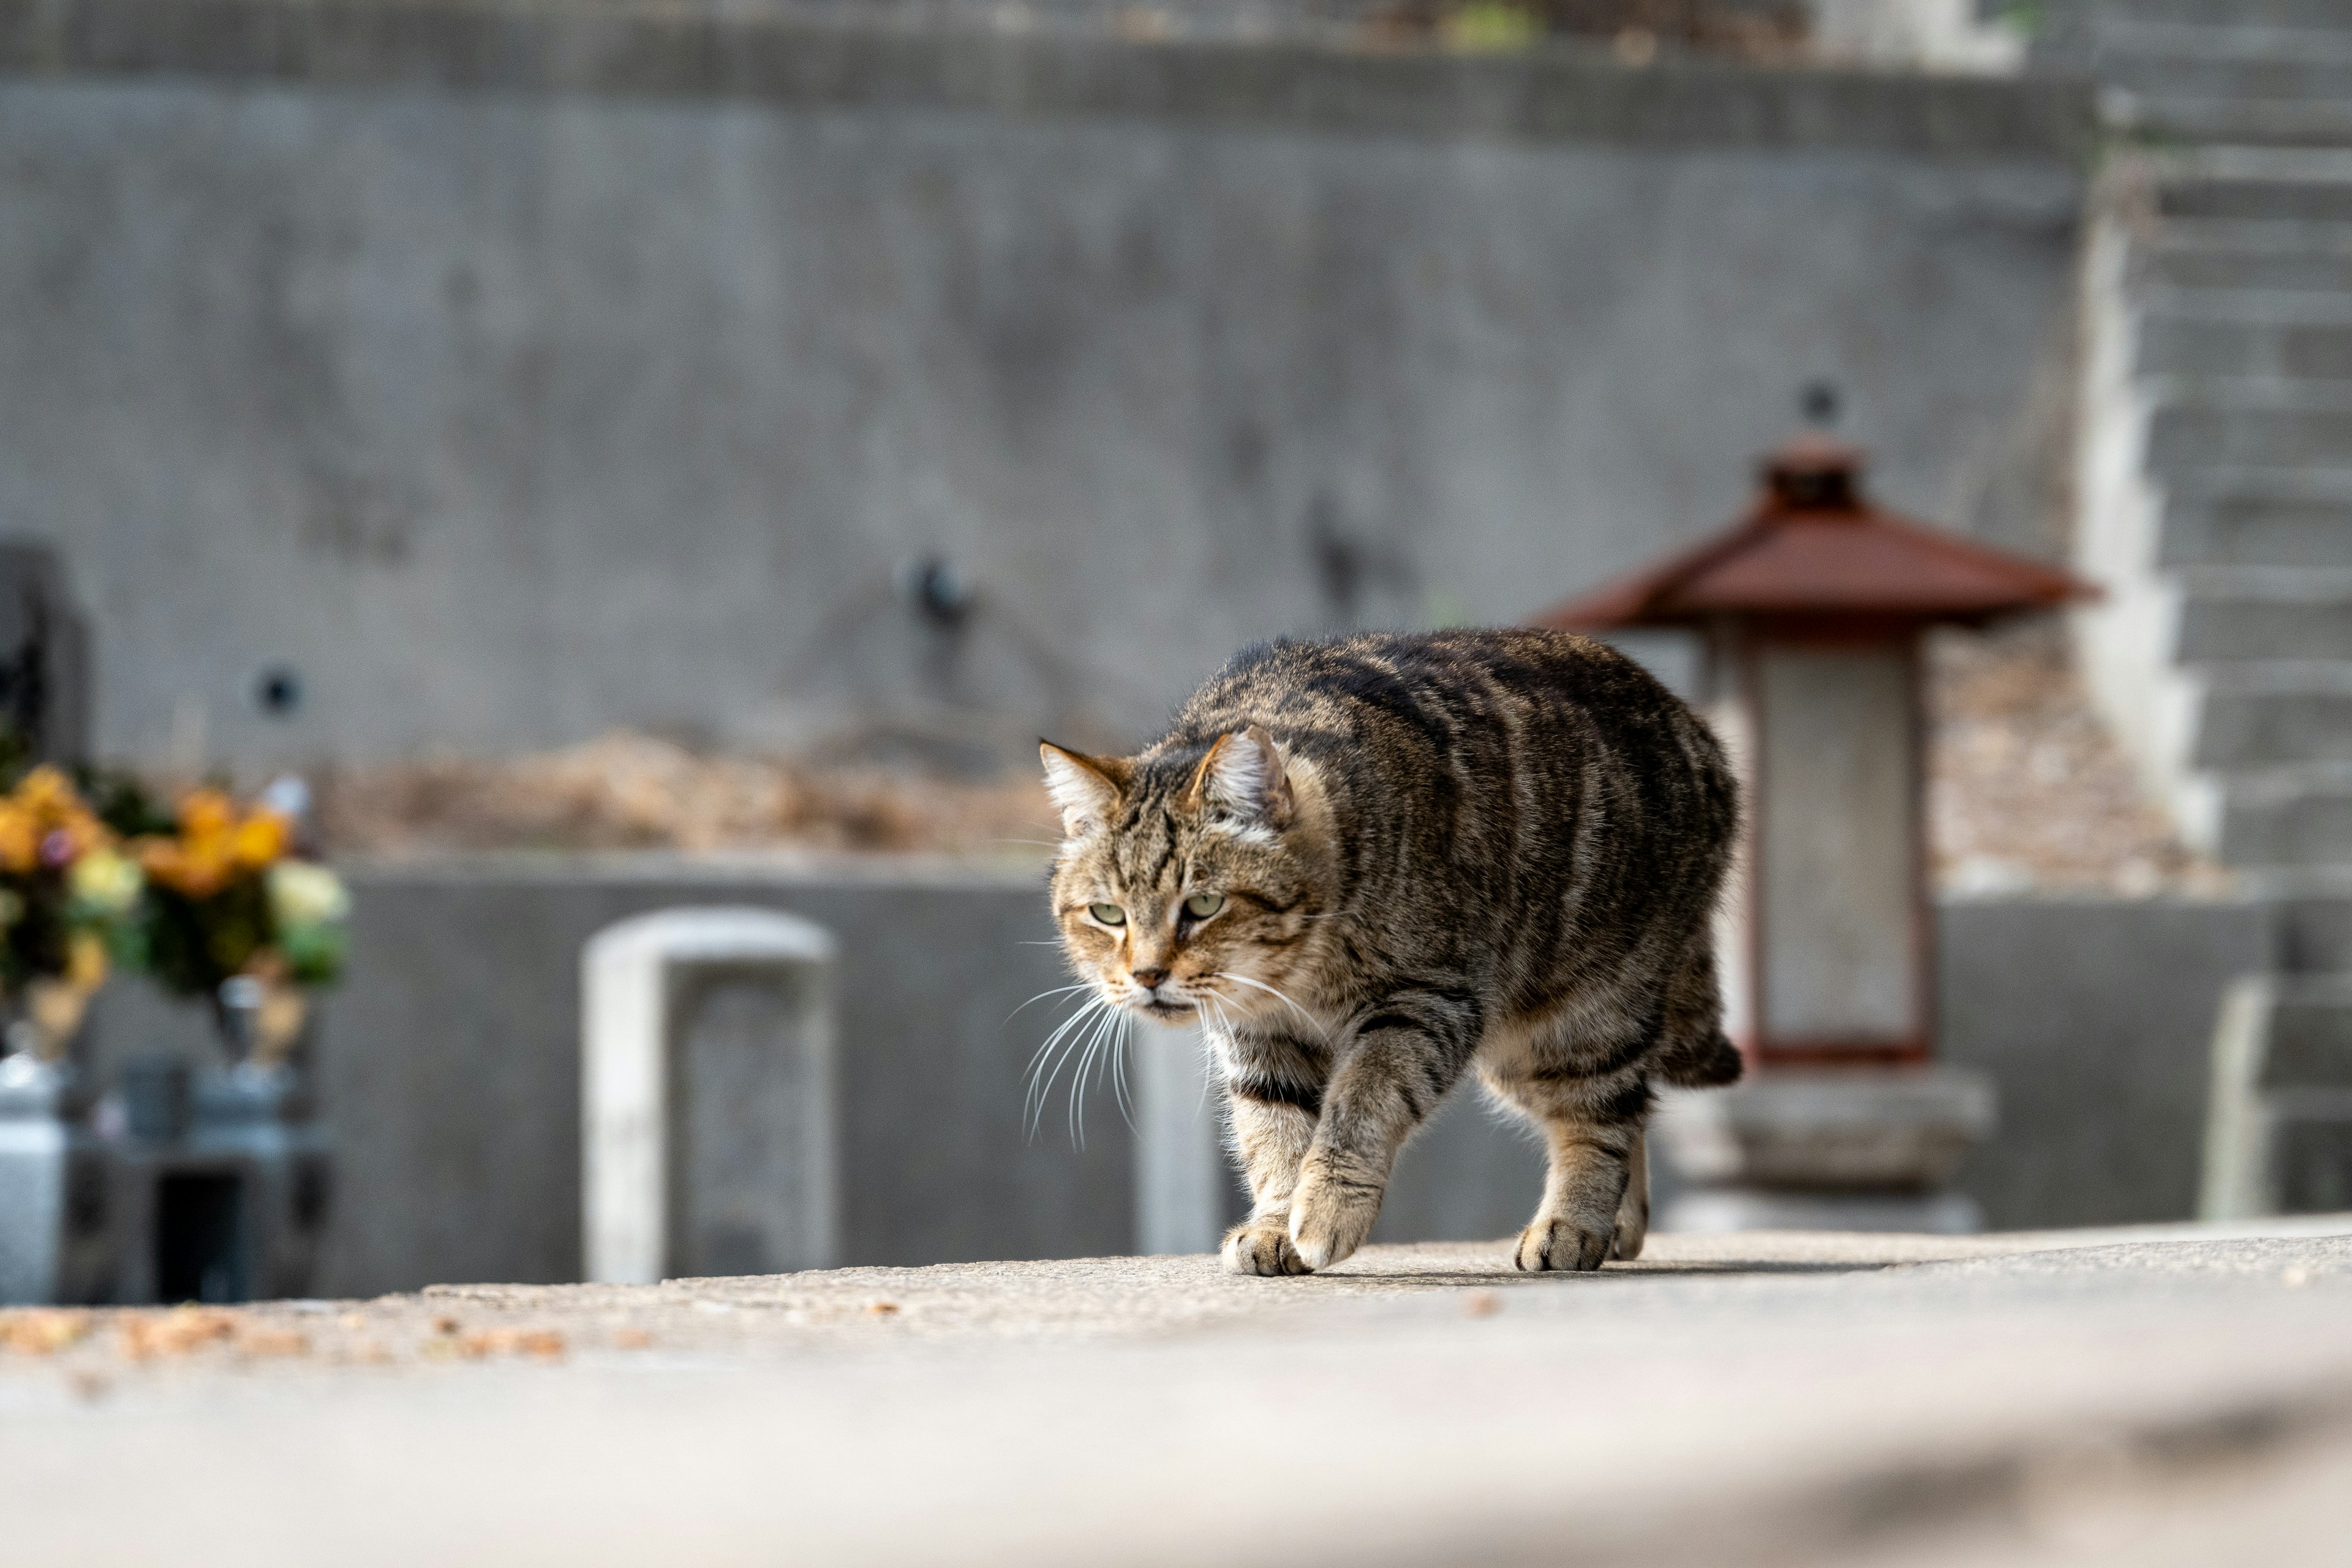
1131 967 1169 990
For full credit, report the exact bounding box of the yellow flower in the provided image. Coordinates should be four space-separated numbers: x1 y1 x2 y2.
0 805 34 875
13 766 74 815
179 790 235 842
135 837 232 900
230 812 289 870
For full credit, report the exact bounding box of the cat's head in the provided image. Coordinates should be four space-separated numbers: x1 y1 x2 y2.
1041 725 1329 1028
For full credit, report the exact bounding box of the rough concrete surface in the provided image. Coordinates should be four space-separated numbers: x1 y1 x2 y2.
4 1217 2351 1566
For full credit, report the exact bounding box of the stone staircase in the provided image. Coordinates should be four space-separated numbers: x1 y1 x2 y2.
2059 0 2352 1213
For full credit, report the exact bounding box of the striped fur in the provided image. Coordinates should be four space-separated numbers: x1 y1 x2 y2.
1042 629 1741 1275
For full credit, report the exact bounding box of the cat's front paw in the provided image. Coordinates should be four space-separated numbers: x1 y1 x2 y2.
1514 1219 1613 1273
1223 1218 1311 1276
1287 1167 1381 1271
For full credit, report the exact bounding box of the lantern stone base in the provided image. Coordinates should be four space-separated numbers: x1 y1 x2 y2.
1663 1188 1984 1236
1653 1067 1997 1235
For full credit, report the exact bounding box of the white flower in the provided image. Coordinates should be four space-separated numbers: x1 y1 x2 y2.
268 861 350 930
67 848 142 916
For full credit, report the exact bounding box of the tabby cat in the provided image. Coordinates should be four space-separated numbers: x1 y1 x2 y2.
1041 629 1742 1275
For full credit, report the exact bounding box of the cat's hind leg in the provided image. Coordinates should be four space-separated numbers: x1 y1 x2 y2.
1482 1023 1649 1273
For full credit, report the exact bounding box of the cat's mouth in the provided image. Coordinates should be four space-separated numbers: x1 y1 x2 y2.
1137 995 1197 1019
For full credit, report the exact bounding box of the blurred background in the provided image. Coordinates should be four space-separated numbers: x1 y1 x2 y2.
2 0 2344 1302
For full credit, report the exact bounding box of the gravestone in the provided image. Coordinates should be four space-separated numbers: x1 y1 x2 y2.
582 908 838 1284
2204 976 2352 1219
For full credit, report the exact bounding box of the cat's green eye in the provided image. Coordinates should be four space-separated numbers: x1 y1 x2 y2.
1089 903 1127 927
1183 892 1226 920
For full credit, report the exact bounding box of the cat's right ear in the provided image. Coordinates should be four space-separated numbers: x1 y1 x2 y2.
1039 742 1133 839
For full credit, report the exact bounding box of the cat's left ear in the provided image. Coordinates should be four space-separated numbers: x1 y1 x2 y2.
1039 742 1133 839
1187 723 1294 829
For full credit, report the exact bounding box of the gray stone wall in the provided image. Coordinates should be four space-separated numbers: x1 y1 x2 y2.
1939 893 2276 1231
0 1 2089 771
83 862 2267 1294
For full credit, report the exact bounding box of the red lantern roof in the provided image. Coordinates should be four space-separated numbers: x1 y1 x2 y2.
1533 437 2096 632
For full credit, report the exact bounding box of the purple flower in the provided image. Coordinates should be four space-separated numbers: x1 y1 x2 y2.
38 831 73 870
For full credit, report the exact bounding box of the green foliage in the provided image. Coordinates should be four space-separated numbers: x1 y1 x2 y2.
71 765 178 840
138 879 273 1000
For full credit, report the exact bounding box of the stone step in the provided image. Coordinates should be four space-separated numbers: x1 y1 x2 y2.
2266 976 2352 1082
2157 153 2352 224
2177 569 2352 662
2138 303 2352 382
2218 767 2352 868
2136 224 2352 295
2144 385 2352 474
2195 665 2352 768
2090 1 2352 31
2203 971 2352 1215
2100 53 2352 106
2157 469 2352 568
2271 883 2352 969
2127 99 2352 149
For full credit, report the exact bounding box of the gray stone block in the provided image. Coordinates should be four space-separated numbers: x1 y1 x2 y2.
2135 229 2352 296
1660 1187 1983 1235
2158 164 2352 225
2157 472 2352 568
2175 576 2352 663
2128 99 2352 149
1654 1068 1995 1193
1939 894 2275 1230
2218 772 2352 867
2100 55 2352 108
581 907 838 1284
2146 396 2352 475
2138 313 2352 382
2193 668 2352 768
2201 973 2352 1218
2092 1 2352 30
2278 889 2352 971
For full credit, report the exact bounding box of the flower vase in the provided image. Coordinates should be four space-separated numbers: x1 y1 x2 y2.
190 973 332 1301
0 981 112 1305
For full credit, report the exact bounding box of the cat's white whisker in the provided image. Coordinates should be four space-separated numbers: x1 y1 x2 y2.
1067 1003 1125 1148
1212 971 1329 1037
1109 1012 1138 1129
1003 983 1094 1027
1026 996 1109 1137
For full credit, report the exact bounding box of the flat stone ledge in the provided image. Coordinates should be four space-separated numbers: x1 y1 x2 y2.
0 0 2097 157
3 1220 2351 1566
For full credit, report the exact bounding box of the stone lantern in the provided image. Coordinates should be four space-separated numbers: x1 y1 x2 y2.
1534 435 2092 1231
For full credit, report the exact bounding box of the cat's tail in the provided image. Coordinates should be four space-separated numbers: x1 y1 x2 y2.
1655 1030 1744 1089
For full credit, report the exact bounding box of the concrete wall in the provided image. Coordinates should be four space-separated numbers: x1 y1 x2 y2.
83 862 2267 1292
1939 894 2276 1230
0 1 2090 772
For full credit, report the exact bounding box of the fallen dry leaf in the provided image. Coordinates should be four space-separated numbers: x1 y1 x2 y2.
2 1310 91 1355
118 1307 237 1360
